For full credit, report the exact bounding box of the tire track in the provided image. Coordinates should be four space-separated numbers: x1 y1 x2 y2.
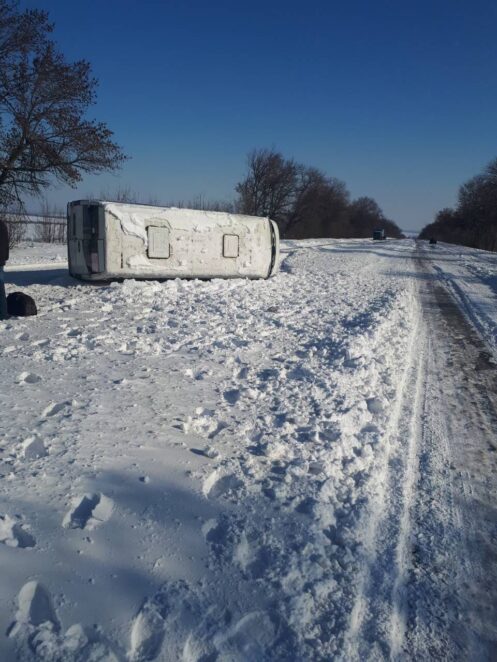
342 298 425 661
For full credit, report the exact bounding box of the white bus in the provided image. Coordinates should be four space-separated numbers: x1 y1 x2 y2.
67 201 280 281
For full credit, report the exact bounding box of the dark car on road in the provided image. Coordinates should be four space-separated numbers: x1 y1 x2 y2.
373 229 386 240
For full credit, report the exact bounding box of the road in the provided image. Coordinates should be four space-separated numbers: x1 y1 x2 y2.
346 243 497 661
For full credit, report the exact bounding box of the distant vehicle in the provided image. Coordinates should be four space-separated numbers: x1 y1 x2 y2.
67 201 280 281
429 237 437 245
373 229 386 240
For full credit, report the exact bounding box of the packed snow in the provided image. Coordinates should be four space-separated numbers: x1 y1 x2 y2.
424 242 497 356
0 238 496 661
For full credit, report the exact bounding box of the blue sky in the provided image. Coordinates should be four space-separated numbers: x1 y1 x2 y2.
20 0 497 230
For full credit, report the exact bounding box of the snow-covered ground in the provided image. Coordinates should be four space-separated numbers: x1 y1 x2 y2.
0 239 496 661
8 242 67 267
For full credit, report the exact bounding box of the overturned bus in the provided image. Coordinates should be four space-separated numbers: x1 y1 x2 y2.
67 201 280 281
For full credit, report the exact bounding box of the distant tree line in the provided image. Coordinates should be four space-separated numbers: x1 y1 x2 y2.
419 158 497 252
235 149 402 239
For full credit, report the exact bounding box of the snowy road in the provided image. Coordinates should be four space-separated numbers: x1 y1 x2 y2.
346 245 497 661
406 249 497 660
0 239 496 660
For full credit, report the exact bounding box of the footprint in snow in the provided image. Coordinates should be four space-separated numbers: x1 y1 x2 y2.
129 599 167 662
223 388 241 405
359 423 380 438
31 338 50 348
308 460 325 475
234 365 250 379
366 397 386 415
41 400 74 419
215 611 277 659
8 581 59 638
129 581 189 662
233 531 276 580
201 516 235 557
202 471 243 499
22 436 48 460
182 409 228 439
184 367 211 380
8 581 118 660
62 493 113 530
16 371 41 385
257 367 281 382
65 327 82 337
0 515 36 548
190 445 220 459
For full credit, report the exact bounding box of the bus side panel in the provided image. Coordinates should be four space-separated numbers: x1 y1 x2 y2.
118 221 271 279
104 209 123 274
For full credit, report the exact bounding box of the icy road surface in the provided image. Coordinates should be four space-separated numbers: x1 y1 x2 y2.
1 239 496 661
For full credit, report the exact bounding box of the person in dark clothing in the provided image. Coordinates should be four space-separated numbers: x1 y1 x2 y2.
0 219 9 320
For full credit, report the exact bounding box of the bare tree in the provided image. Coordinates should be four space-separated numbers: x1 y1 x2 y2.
0 203 26 247
34 200 65 243
235 149 298 227
287 167 350 238
0 1 127 207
